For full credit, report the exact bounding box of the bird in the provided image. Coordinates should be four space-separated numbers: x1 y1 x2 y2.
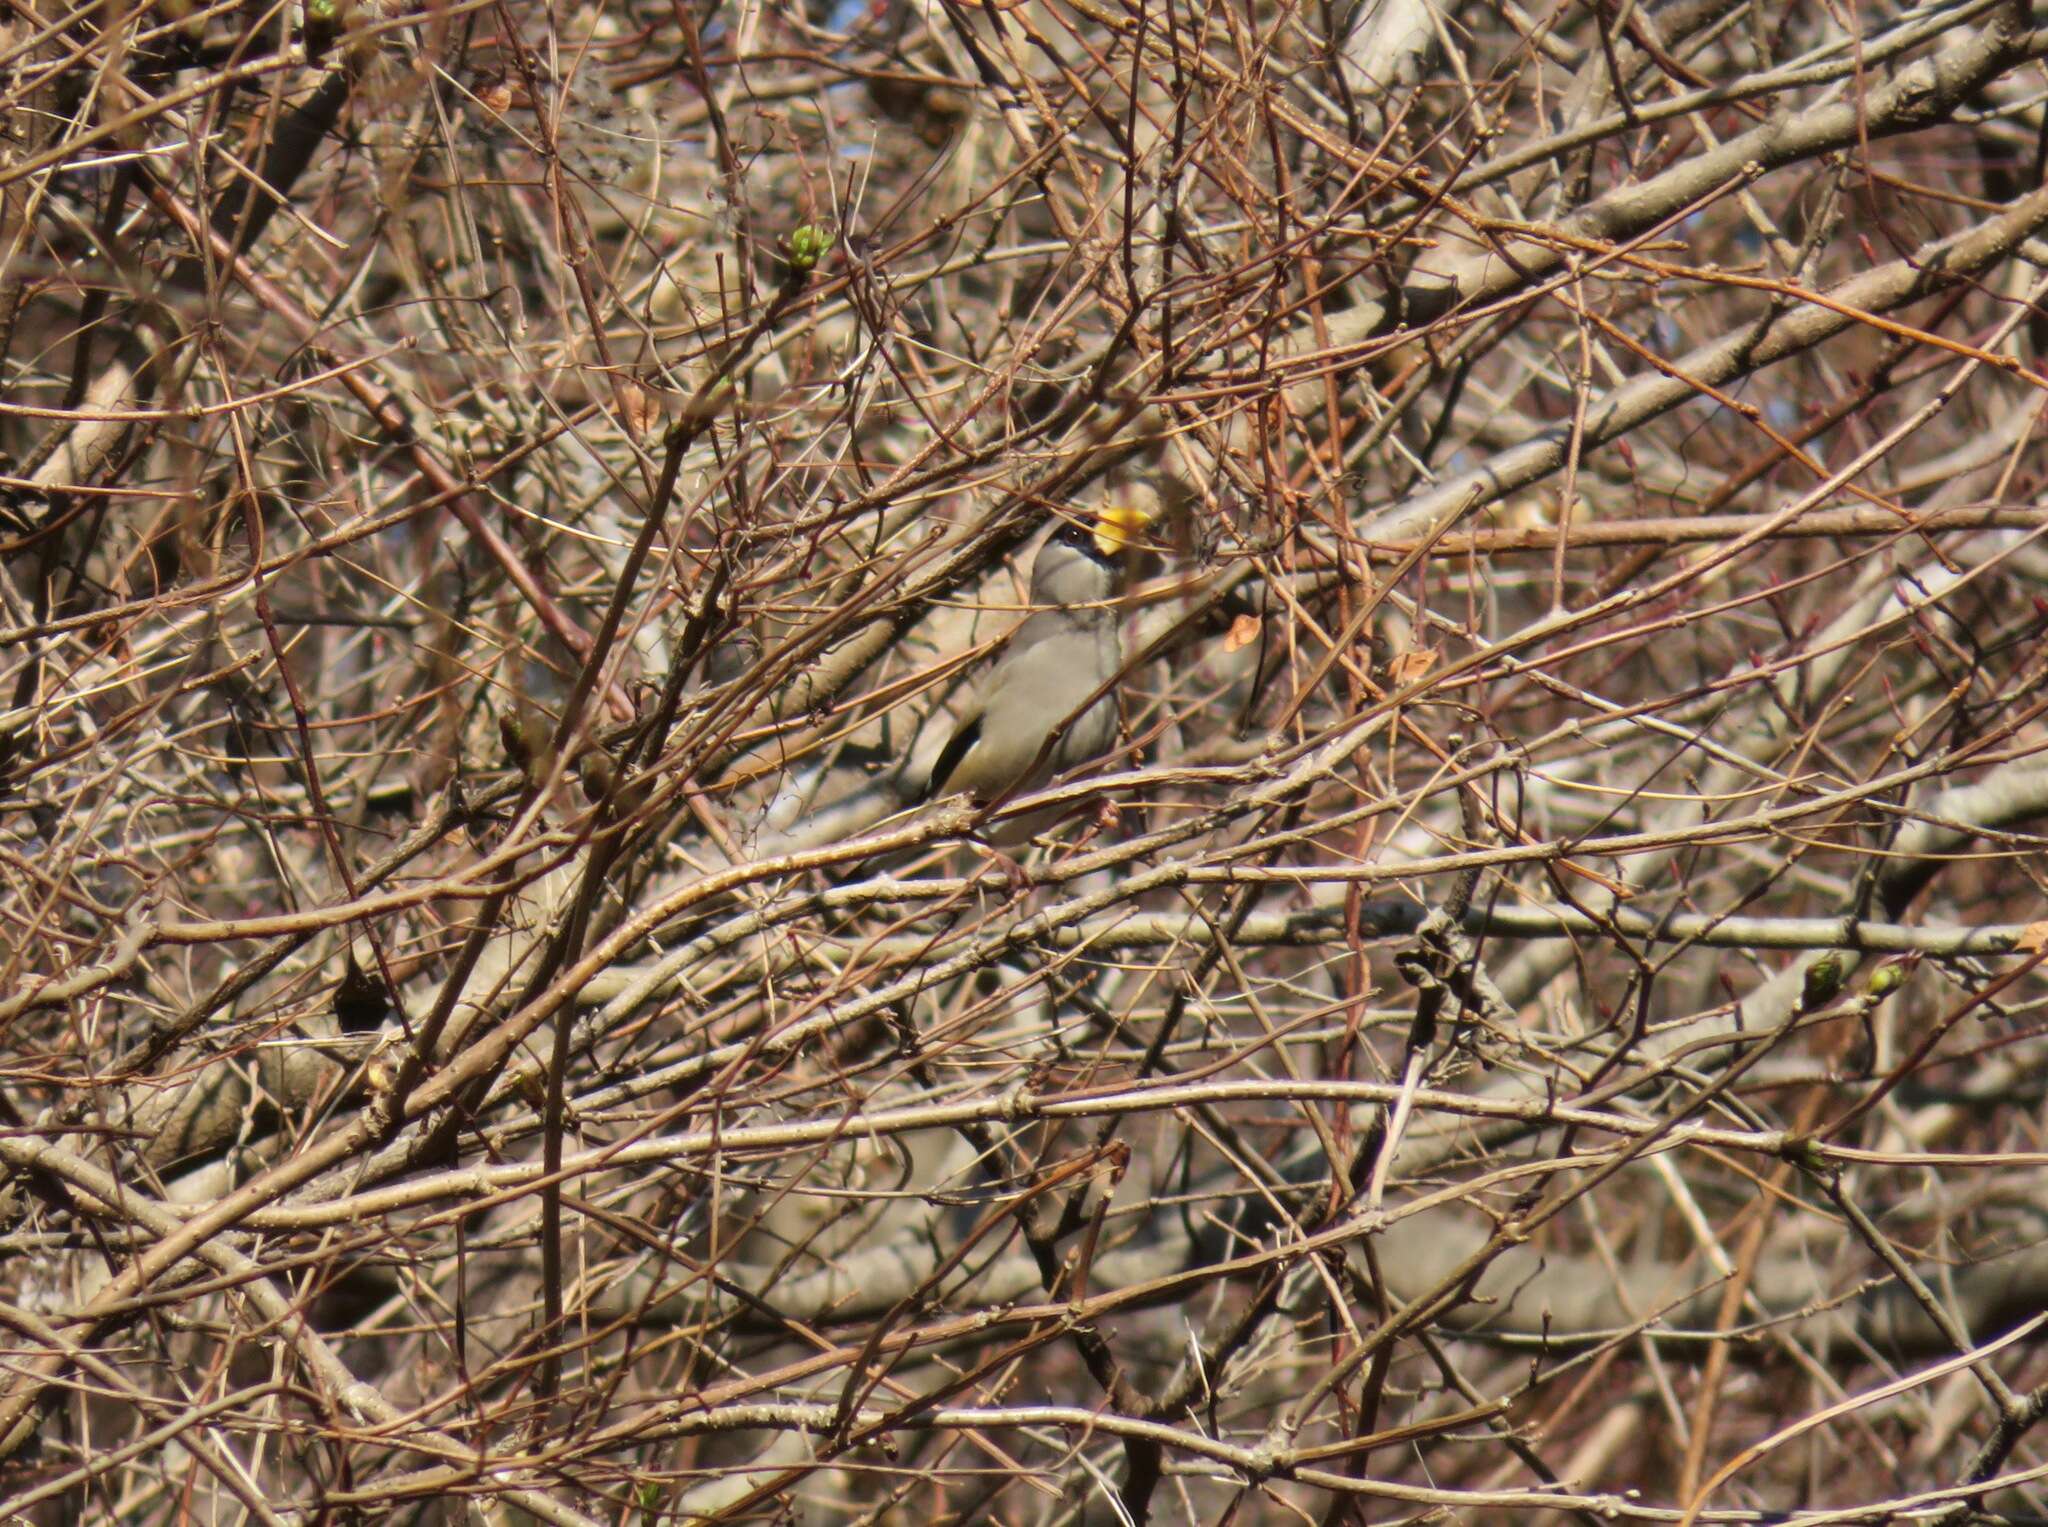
919 501 1151 843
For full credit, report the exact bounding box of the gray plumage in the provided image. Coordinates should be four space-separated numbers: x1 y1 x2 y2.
922 522 1122 827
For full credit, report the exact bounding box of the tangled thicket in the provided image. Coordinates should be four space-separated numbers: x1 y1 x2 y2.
6 0 2048 1518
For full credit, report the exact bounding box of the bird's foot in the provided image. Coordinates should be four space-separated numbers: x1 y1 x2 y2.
969 840 1033 900
1073 798 1119 850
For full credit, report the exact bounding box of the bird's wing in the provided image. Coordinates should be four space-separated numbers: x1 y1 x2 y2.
922 607 1093 802
922 701 985 802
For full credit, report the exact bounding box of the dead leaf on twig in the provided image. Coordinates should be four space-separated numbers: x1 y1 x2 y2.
1390 647 1439 687
1223 613 1262 653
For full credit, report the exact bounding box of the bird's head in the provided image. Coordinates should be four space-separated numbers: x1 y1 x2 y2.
1033 497 1159 604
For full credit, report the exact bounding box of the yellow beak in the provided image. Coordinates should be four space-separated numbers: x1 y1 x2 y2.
1091 500 1155 558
